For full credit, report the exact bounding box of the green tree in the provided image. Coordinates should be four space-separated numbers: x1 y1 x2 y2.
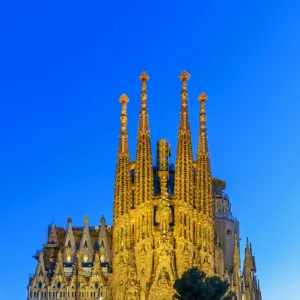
173 267 236 300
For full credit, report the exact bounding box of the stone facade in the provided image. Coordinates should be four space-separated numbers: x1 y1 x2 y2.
28 72 262 300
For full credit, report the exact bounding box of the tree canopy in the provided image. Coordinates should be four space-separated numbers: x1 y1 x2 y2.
173 267 236 300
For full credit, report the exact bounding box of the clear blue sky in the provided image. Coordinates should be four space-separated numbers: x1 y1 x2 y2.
0 1 299 299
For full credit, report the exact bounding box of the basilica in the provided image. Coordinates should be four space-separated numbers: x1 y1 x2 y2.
28 72 262 300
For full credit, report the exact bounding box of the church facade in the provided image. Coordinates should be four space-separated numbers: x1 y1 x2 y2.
28 72 262 300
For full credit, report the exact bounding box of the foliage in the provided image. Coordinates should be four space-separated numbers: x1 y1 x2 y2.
173 267 236 300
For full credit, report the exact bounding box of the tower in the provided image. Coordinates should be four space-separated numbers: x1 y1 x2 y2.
173 72 196 276
194 92 215 275
112 93 133 299
28 72 262 300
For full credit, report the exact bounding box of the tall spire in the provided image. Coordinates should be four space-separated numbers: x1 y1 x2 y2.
194 92 215 275
174 71 194 204
134 72 153 206
195 92 213 216
243 238 255 288
113 94 131 222
232 233 241 287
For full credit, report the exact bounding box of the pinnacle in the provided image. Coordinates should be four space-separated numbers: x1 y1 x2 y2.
139 71 149 82
119 93 129 104
179 71 191 81
198 92 208 102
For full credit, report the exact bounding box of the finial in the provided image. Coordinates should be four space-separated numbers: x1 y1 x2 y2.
139 71 150 82
179 71 191 82
67 217 72 224
100 215 105 225
119 93 129 104
179 71 190 94
84 216 89 224
139 72 149 93
198 92 208 102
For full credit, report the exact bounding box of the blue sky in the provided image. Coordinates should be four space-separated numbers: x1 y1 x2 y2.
0 0 300 299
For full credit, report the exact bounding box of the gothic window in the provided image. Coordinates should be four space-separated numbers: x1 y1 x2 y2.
38 281 42 289
84 240 88 248
57 281 61 289
67 240 71 248
95 282 99 289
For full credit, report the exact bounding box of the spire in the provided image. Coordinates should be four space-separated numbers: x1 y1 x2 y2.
195 92 213 216
47 222 58 245
232 233 241 287
97 216 112 263
134 72 153 206
174 71 194 204
243 238 255 287
113 94 131 221
257 279 262 300
79 216 93 262
64 217 76 262
32 251 49 287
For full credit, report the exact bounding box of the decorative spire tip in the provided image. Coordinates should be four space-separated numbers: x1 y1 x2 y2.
179 71 191 81
67 217 72 224
198 92 208 102
119 93 129 104
139 71 149 82
84 216 89 224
